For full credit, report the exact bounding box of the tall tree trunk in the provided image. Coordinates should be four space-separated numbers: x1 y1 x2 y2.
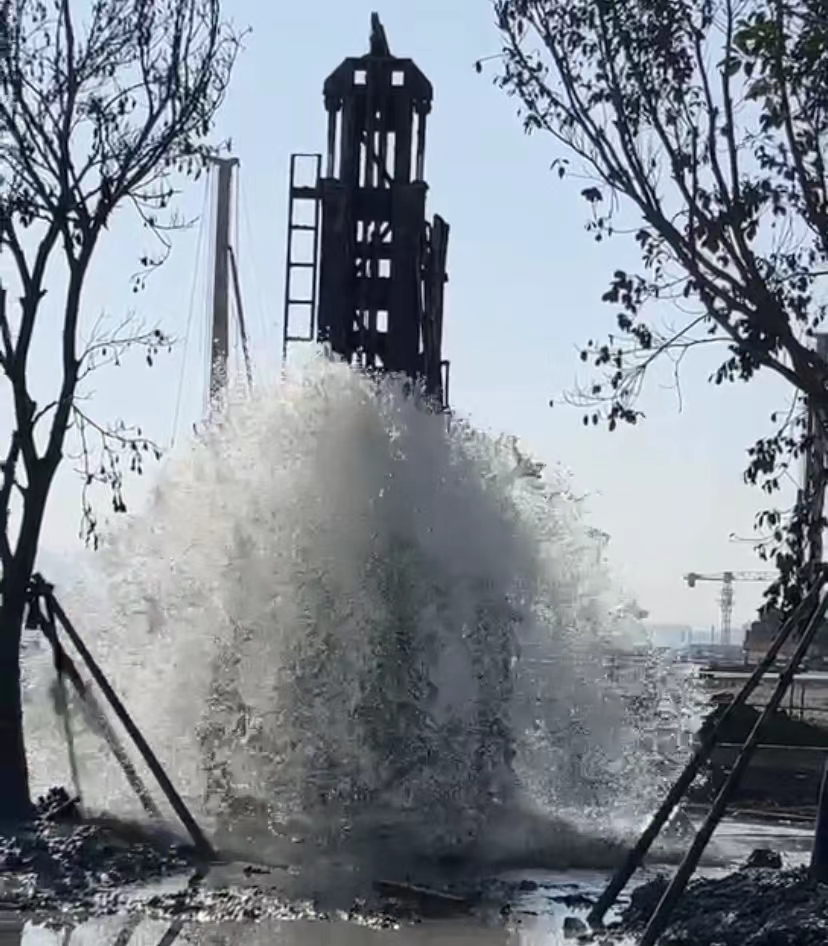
0 477 51 824
0 576 32 823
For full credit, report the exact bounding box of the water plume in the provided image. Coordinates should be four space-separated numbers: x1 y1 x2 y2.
24 359 700 877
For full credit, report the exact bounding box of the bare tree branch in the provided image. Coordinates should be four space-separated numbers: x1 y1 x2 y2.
0 0 242 815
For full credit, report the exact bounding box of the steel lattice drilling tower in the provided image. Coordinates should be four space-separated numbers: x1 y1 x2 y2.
282 13 450 408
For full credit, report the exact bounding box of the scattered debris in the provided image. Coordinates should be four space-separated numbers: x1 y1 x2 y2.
372 879 477 918
563 914 589 938
744 848 783 870
553 891 596 909
0 814 195 915
35 786 81 823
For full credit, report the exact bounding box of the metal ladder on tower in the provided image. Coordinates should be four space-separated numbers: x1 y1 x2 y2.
282 153 322 362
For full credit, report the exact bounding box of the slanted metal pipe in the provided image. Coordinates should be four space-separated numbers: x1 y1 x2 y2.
588 573 826 928
639 583 828 946
40 581 214 860
37 592 161 821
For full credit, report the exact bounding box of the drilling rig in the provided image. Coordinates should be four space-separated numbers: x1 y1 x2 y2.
282 13 450 409
684 571 775 646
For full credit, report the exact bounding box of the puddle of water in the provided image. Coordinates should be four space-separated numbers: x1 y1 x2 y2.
1 868 633 946
1 814 816 946
698 815 814 871
8 911 608 946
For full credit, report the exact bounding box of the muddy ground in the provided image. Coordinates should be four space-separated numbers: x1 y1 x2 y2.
617 865 828 945
4 821 828 946
3 793 828 945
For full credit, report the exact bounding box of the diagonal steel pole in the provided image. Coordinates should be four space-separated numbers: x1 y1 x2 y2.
587 574 826 928
638 584 828 946
37 593 162 821
44 585 214 860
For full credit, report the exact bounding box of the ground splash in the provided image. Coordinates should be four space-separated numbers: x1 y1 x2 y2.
7 809 823 945
0 812 614 923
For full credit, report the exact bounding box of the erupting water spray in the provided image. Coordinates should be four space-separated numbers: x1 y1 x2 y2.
24 364 702 873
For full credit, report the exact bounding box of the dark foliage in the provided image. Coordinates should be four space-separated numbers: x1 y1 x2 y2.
492 0 828 612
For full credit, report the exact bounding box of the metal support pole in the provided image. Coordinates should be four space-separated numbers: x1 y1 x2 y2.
638 584 828 946
587 574 826 928
44 588 214 859
208 156 239 403
44 598 82 804
36 593 161 821
811 759 828 881
155 920 186 946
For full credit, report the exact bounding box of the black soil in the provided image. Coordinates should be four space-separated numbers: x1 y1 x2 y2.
0 801 196 915
688 704 828 808
700 703 828 748
618 867 828 946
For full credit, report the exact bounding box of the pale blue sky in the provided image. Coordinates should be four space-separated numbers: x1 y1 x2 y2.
6 0 798 629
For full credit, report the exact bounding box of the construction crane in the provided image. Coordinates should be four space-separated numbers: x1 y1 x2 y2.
684 571 775 646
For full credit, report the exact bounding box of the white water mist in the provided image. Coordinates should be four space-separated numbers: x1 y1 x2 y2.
24 360 699 865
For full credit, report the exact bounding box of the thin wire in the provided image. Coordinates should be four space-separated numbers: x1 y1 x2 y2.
171 174 211 447
232 165 244 385
239 180 272 361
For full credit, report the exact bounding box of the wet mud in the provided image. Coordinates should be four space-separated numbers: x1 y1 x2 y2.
616 863 828 946
0 810 491 926
5 798 828 946
0 818 195 915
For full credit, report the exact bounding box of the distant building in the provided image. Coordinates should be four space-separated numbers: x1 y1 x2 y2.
683 642 745 666
643 624 746 666
645 623 694 650
743 609 828 666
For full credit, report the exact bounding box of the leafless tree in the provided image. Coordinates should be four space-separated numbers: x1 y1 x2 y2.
0 0 241 820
